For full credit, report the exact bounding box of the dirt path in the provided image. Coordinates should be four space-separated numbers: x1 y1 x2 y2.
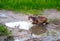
42 9 60 20
0 9 60 41
0 9 60 23
0 10 28 23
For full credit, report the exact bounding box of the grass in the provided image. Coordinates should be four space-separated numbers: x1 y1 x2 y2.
0 24 10 36
19 10 43 15
0 0 60 15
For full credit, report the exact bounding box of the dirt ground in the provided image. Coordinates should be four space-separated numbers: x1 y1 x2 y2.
0 9 60 23
0 9 60 41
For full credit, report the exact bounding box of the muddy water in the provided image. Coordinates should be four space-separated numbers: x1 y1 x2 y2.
29 21 60 41
4 21 60 41
29 25 47 35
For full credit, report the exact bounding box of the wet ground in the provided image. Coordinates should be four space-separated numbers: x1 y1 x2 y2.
0 9 60 41
29 25 47 35
4 21 60 41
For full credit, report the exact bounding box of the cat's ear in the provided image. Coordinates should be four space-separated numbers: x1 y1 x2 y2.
28 16 33 20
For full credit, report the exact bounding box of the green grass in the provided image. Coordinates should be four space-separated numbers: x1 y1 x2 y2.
0 24 10 36
0 0 60 15
19 10 43 15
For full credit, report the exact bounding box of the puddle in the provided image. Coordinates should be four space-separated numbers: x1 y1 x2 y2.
29 25 47 35
3 21 60 41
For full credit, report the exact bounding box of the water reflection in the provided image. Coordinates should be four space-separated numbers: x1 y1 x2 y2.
29 25 47 35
